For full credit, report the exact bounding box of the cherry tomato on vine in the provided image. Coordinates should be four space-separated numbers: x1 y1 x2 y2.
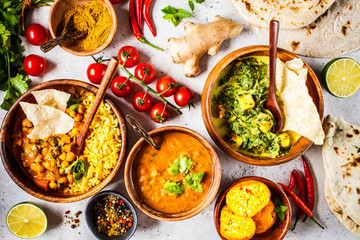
118 46 140 68
26 24 48 46
134 63 156 85
150 103 170 123
87 63 107 84
23 54 47 76
111 76 133 97
156 76 177 97
132 92 153 112
174 87 194 107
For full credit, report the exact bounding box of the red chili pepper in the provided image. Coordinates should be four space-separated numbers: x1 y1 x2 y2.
278 183 324 229
292 170 306 230
143 0 156 37
288 171 296 190
302 155 315 222
129 0 162 51
135 0 144 33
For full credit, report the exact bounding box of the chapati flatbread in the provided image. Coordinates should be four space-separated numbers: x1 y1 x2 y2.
322 115 360 226
20 102 75 139
277 58 324 144
324 178 360 237
31 89 71 112
251 0 360 58
231 0 336 29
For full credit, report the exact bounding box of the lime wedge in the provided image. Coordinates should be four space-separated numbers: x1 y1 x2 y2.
322 58 360 97
6 202 47 239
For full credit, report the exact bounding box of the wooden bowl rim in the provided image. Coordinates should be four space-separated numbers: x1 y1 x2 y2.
124 126 221 221
48 0 117 56
201 45 324 166
213 176 292 240
0 79 127 202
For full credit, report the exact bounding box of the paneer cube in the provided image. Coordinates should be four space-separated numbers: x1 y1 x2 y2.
229 135 243 149
255 113 273 133
239 94 255 111
278 132 291 148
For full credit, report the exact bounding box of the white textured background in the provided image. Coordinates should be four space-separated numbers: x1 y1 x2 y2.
1 0 360 239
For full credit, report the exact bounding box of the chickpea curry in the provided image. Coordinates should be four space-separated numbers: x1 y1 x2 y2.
12 95 88 191
132 131 213 214
212 56 299 158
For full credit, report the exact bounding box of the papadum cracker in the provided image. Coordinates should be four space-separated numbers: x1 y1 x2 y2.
32 89 70 112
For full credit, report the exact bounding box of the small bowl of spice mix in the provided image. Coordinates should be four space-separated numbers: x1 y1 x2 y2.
85 191 137 240
48 0 117 56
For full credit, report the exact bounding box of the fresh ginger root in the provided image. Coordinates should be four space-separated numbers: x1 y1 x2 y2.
168 15 243 78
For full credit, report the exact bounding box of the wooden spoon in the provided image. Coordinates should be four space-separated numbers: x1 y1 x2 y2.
266 20 283 133
126 115 160 150
40 15 87 53
76 57 119 153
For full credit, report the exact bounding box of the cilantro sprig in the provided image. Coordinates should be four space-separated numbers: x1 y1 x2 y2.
183 172 205 193
164 180 184 196
64 157 88 184
274 197 289 221
168 155 193 175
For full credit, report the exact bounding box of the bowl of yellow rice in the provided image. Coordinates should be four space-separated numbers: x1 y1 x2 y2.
0 80 127 202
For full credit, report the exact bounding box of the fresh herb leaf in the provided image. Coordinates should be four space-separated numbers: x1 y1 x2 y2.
164 180 184 196
183 172 205 193
69 103 79 111
168 158 180 175
161 6 191 27
179 156 193 174
63 157 87 184
168 155 193 175
188 0 194 11
356 146 360 153
274 197 288 221
67 96 80 107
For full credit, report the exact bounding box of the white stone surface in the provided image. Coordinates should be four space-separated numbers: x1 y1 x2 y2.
1 0 360 239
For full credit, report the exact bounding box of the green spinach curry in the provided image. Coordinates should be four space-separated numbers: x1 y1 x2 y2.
212 56 297 158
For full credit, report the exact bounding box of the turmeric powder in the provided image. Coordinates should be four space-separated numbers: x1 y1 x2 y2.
65 0 112 51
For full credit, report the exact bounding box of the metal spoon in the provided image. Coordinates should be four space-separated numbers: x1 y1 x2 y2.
126 115 160 150
265 20 283 133
40 15 87 53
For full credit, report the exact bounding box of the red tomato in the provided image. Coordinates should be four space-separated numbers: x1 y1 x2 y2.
174 87 194 107
111 76 133 97
118 46 140 68
26 24 48 46
87 63 107 84
150 103 170 123
23 54 47 76
132 92 153 112
156 76 177 97
134 63 156 85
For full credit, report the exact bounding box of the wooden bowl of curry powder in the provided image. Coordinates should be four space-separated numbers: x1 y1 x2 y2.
49 0 117 56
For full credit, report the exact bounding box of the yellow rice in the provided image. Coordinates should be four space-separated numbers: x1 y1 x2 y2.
67 89 121 193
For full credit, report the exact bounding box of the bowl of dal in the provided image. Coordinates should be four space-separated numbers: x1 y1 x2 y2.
201 45 324 166
214 176 291 240
124 126 221 221
48 0 117 56
0 80 127 202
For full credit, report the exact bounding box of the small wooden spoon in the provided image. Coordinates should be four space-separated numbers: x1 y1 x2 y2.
40 15 87 53
76 57 119 153
126 115 160 150
266 20 283 133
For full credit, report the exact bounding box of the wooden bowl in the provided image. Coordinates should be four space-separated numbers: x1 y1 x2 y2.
202 45 324 166
48 0 117 56
214 176 291 240
124 126 221 221
0 80 127 202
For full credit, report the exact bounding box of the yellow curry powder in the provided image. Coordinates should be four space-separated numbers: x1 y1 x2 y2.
65 0 112 51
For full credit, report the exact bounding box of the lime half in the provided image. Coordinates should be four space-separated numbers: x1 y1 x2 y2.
6 202 47 239
322 58 360 97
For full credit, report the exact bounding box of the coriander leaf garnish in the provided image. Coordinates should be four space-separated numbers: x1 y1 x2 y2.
69 103 79 111
161 6 191 27
67 96 80 107
164 181 184 196
274 197 288 221
168 155 193 175
63 157 87 184
183 172 205 193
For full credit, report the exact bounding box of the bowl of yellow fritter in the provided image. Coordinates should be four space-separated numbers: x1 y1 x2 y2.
214 176 291 240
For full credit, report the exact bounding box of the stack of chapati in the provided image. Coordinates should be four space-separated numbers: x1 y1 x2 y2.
322 115 360 236
231 0 360 57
